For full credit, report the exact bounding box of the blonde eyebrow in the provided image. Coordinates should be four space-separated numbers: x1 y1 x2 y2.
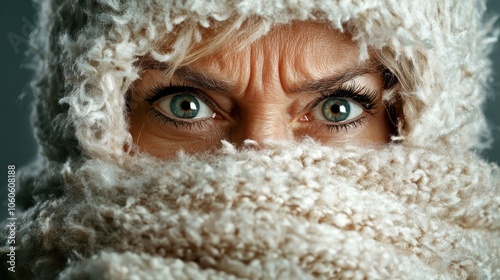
291 62 382 93
137 57 381 94
174 67 234 93
137 57 234 93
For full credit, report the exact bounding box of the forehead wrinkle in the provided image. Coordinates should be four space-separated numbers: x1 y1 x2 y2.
277 23 363 94
278 28 313 93
186 44 254 95
259 37 282 95
290 41 335 92
229 35 276 100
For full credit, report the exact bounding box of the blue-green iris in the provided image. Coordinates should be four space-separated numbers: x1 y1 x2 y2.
322 98 350 122
170 94 200 119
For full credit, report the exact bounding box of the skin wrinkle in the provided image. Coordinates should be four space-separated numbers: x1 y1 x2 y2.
136 120 146 147
138 58 381 96
129 21 394 158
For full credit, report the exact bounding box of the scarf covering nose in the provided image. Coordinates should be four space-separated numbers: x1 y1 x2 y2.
2 0 500 278
12 142 500 279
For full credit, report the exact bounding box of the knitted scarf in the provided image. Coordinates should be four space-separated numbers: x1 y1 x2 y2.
12 141 500 279
2 0 499 279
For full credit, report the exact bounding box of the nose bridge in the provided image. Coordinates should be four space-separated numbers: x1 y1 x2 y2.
228 38 291 146
230 103 290 145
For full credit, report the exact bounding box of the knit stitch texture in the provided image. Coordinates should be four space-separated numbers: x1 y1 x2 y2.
2 0 499 279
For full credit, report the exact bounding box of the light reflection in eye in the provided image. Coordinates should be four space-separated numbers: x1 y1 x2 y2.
156 93 214 120
311 98 364 123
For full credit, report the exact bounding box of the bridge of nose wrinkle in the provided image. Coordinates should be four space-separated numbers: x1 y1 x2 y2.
227 103 293 148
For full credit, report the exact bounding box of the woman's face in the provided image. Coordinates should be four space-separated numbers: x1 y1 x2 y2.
129 22 394 158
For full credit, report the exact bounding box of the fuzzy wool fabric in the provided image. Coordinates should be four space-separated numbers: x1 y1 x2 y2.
12 142 500 279
2 0 500 279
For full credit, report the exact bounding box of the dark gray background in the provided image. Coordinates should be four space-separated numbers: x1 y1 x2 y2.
1 1 500 221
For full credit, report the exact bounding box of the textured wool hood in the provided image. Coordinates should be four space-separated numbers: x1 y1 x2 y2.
2 0 500 279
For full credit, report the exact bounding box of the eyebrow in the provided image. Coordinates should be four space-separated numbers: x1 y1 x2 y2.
291 62 381 94
138 57 233 92
138 57 380 94
175 67 234 93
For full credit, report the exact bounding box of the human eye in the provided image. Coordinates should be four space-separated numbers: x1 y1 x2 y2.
157 93 214 120
311 97 364 122
304 84 378 131
144 84 218 128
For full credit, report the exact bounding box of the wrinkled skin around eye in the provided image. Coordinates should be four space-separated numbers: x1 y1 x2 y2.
128 21 394 159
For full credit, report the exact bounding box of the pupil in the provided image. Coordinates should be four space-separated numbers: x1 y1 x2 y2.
330 104 340 114
321 98 350 122
181 100 191 111
170 94 200 119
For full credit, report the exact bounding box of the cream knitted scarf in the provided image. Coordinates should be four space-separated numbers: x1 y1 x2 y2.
13 141 500 279
2 0 500 279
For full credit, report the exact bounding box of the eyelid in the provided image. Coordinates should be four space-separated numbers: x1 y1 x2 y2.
308 83 378 113
322 116 370 133
147 107 213 130
145 84 220 112
311 98 365 123
144 84 219 130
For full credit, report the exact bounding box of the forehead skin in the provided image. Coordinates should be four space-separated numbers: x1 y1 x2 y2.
190 22 363 99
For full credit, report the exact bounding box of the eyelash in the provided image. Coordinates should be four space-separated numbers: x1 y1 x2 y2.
145 82 215 130
144 82 378 132
311 83 377 132
321 116 369 133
